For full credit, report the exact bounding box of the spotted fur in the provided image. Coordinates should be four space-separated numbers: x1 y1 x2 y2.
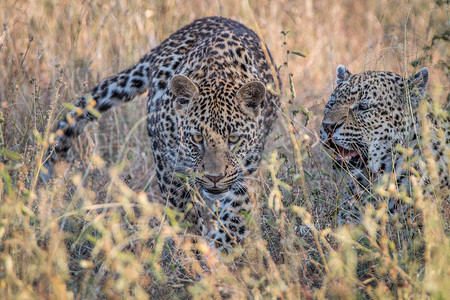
43 17 281 253
320 65 448 223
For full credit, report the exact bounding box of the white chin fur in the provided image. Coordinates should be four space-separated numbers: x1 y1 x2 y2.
202 190 229 201
201 190 230 209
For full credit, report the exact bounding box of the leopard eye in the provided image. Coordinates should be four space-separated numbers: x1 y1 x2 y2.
357 102 371 111
192 134 204 143
228 135 241 144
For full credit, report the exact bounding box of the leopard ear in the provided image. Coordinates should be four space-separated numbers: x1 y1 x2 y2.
237 81 266 117
407 67 429 107
170 74 198 112
336 65 351 84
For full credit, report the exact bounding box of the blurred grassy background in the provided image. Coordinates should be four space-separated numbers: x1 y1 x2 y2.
0 0 449 299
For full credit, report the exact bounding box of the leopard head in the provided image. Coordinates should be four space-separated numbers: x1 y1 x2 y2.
320 65 429 178
170 74 266 201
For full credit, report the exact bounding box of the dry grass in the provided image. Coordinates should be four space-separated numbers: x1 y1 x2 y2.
0 0 449 299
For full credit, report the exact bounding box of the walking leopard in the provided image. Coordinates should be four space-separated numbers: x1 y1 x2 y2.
43 17 281 253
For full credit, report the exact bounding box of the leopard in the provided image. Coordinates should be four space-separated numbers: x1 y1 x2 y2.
320 65 449 224
42 16 281 253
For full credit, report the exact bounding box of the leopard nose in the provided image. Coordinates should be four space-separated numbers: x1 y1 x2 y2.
205 174 225 184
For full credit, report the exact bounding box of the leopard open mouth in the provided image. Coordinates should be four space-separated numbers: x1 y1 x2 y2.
325 141 367 169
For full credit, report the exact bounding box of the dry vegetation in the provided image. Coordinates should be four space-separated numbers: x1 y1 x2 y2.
1 0 449 298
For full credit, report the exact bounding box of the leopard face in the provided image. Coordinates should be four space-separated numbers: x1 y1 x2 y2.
170 75 266 206
320 65 429 179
